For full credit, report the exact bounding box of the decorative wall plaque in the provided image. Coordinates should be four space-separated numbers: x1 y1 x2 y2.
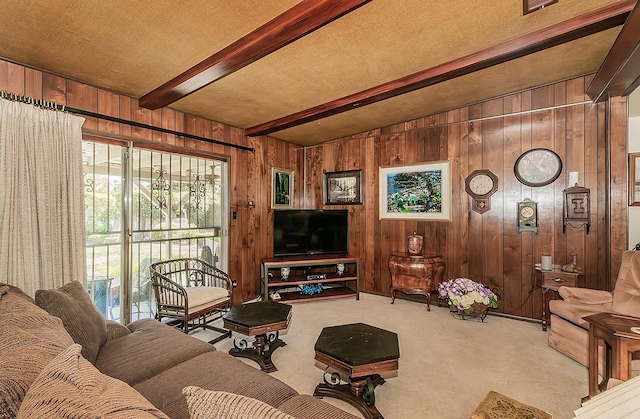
563 185 590 234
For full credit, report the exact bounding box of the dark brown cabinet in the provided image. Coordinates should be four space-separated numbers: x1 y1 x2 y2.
388 252 446 311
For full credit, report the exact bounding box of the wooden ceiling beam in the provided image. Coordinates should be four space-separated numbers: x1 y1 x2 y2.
246 0 634 138
139 0 371 110
587 2 640 102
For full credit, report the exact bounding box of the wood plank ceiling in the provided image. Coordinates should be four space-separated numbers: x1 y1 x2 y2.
0 0 637 146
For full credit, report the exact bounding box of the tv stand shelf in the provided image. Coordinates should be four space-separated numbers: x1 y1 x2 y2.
261 256 360 303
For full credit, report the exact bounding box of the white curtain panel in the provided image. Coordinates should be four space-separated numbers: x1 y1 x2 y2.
0 98 86 297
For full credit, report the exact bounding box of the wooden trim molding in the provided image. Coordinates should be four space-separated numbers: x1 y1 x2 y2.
139 0 371 110
587 1 640 102
246 0 633 137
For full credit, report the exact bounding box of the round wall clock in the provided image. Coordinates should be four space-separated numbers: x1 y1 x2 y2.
465 169 498 214
514 148 562 187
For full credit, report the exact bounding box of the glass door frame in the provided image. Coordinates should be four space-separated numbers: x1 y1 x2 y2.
83 134 230 325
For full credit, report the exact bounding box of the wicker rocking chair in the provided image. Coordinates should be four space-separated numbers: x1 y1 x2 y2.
149 258 236 344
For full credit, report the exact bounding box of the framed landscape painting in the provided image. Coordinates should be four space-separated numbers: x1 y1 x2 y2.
324 170 362 205
271 167 294 209
379 161 451 220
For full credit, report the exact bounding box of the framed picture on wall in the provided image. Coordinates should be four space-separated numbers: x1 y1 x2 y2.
379 161 451 221
271 167 294 209
324 170 362 205
630 152 640 206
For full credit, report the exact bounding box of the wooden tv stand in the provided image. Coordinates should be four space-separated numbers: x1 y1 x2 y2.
261 255 360 303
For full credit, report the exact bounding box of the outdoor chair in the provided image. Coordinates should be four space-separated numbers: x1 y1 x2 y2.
149 258 236 344
131 257 158 320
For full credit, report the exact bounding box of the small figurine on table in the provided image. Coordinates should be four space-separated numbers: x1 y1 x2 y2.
561 251 579 273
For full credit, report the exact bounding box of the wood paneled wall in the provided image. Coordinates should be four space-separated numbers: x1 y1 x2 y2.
0 59 629 320
0 58 298 303
305 75 629 319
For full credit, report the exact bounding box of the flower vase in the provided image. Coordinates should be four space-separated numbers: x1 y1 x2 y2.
407 232 423 255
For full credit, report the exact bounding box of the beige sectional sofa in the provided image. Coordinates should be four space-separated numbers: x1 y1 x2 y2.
0 281 357 419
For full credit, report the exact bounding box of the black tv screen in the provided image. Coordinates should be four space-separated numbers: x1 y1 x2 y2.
273 210 349 257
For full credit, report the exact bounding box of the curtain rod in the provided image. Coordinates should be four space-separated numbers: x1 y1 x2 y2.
0 91 255 153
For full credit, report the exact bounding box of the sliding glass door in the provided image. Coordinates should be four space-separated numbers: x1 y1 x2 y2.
84 141 123 320
83 141 228 323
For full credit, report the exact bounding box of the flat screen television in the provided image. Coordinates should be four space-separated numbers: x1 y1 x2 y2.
273 209 349 257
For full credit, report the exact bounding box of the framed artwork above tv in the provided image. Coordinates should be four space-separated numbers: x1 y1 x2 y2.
324 169 362 205
379 161 451 221
271 167 293 209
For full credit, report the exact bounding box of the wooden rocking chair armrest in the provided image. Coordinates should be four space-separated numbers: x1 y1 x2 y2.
151 271 189 307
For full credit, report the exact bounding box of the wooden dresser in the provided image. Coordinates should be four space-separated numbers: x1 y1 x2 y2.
388 252 446 311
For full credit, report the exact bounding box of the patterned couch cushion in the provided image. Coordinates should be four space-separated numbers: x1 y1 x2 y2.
35 281 107 364
0 291 74 417
17 344 169 419
182 387 294 419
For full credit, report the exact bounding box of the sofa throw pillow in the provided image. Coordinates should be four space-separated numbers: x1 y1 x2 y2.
35 281 108 364
0 284 9 300
17 344 169 419
0 296 75 417
182 386 295 419
0 282 34 303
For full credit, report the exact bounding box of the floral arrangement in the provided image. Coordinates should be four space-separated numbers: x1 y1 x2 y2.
438 278 498 314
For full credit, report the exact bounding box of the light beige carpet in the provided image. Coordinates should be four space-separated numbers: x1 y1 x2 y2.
196 293 587 419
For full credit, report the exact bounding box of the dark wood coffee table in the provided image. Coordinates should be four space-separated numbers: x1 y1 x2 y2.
222 300 292 373
313 323 399 419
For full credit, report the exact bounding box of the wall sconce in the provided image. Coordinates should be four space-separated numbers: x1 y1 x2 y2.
246 198 255 210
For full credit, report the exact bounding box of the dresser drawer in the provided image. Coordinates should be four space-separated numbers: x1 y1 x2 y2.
540 272 578 291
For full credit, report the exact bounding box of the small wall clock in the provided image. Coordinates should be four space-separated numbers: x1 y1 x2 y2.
517 198 538 233
514 148 563 187
465 169 498 214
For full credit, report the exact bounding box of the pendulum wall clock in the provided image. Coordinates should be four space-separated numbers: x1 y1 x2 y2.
465 169 498 214
517 198 539 233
